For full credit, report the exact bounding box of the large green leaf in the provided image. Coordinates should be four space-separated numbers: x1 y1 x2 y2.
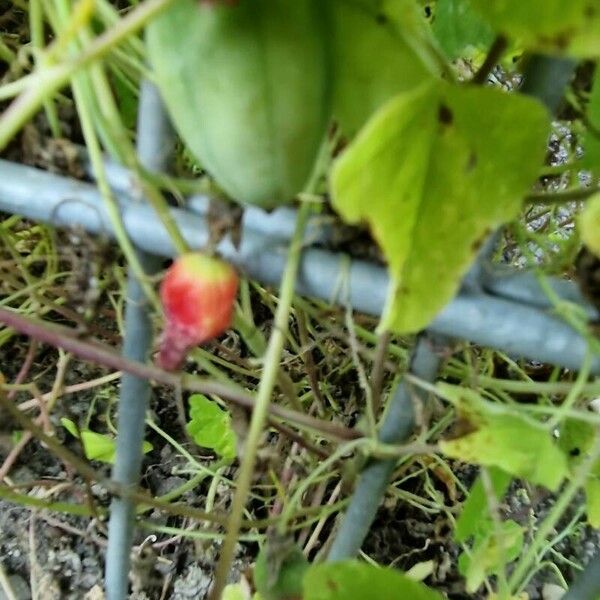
582 70 600 173
187 394 237 460
432 0 494 60
578 193 600 259
304 561 442 600
330 81 549 334
585 459 600 528
470 0 600 56
331 0 434 135
438 385 568 490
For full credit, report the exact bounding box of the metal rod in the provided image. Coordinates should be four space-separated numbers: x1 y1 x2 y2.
104 81 171 600
562 554 600 600
327 334 443 560
0 158 597 374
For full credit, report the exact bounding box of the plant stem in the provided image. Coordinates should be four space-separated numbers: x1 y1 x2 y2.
508 433 600 594
209 201 312 600
0 0 177 151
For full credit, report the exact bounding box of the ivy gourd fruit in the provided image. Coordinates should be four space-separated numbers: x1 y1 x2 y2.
147 0 331 208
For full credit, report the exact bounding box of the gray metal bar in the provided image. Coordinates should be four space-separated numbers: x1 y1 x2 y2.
0 158 597 374
104 81 170 600
562 554 600 600
520 54 576 113
327 334 443 560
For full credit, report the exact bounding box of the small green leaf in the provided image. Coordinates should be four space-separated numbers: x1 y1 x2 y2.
438 385 568 490
331 81 549 334
585 460 600 528
432 0 494 60
222 584 263 600
254 536 308 600
222 584 247 600
303 561 442 600
331 0 434 134
558 418 596 468
61 417 152 464
61 417 79 438
186 394 237 460
470 0 600 56
455 467 512 542
458 520 523 593
579 193 600 259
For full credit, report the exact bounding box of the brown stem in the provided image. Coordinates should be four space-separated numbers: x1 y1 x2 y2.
0 307 360 442
7 339 37 400
472 35 508 85
297 309 326 416
370 330 391 416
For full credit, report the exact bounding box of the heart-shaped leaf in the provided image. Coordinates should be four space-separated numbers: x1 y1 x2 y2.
331 81 549 334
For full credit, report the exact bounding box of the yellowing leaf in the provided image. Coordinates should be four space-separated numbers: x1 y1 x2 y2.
438 393 568 490
579 193 600 258
304 561 442 600
330 81 549 334
585 460 600 528
187 394 237 460
470 0 600 57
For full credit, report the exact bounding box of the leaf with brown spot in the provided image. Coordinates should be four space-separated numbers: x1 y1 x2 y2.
330 81 549 334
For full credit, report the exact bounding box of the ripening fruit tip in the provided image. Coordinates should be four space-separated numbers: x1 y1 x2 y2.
157 253 238 371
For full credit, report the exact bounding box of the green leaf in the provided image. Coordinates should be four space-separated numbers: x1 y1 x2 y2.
432 0 494 60
61 417 152 464
61 417 79 438
330 0 433 135
254 536 309 600
186 394 237 460
582 70 600 172
330 81 549 334
558 418 596 468
455 467 512 542
578 193 600 259
303 561 442 600
585 459 600 528
458 519 523 593
223 584 263 600
469 0 600 56
438 385 568 490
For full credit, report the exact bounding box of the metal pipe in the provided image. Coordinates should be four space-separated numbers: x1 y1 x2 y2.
562 554 600 600
104 81 170 600
0 158 596 374
327 334 443 560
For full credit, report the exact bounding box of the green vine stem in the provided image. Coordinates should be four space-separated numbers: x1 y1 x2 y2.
210 200 313 599
508 433 600 594
0 0 177 151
